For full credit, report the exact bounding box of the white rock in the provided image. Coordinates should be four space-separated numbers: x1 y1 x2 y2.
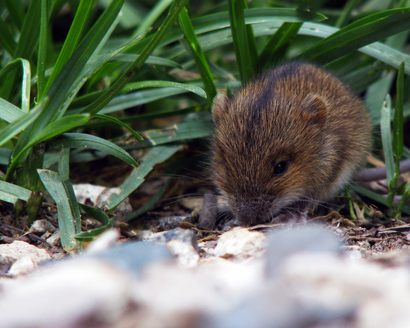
46 231 61 247
0 259 136 328
0 241 52 276
166 239 199 268
212 227 267 260
73 183 132 218
30 219 57 233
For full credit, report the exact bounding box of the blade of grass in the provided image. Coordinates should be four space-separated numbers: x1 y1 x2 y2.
46 132 139 168
380 94 395 194
58 148 83 252
93 114 143 140
0 16 17 56
125 178 171 221
75 204 114 242
6 114 91 182
142 119 212 146
43 0 95 97
132 0 173 39
80 0 190 115
0 99 47 148
3 0 24 31
107 145 182 212
228 0 256 83
299 8 410 64
397 182 410 216
121 81 207 98
259 22 302 70
81 104 206 129
393 62 405 160
0 98 25 123
81 88 189 115
352 184 410 215
13 0 126 160
0 181 32 203
111 54 183 68
37 0 48 100
179 7 216 101
38 169 79 252
387 61 405 207
335 0 360 28
14 0 41 59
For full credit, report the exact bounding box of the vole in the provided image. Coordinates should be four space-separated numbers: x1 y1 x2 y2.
211 62 372 226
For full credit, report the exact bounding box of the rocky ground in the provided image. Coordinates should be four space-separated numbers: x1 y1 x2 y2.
1 183 410 328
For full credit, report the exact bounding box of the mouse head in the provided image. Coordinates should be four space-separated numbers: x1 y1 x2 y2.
211 88 329 225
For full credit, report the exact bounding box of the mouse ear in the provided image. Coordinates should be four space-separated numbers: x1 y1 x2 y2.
301 94 328 126
212 92 229 125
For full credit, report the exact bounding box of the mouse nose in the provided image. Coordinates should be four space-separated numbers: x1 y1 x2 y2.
234 202 269 226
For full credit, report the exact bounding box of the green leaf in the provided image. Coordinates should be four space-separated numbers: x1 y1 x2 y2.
13 0 126 160
380 94 394 185
142 119 212 146
0 59 31 115
0 15 17 56
14 0 41 59
37 0 49 100
121 80 207 99
125 178 171 222
335 0 360 28
47 133 139 168
6 114 90 182
107 145 182 212
43 0 95 96
0 180 32 203
98 88 191 115
0 98 25 123
20 59 31 113
80 0 190 115
259 22 302 69
132 0 173 39
82 104 205 129
93 114 143 140
4 0 24 30
394 62 405 159
111 54 183 68
228 0 256 83
57 149 82 252
299 8 410 63
0 98 48 148
397 182 410 217
75 204 114 242
38 169 79 251
387 61 406 207
179 7 216 101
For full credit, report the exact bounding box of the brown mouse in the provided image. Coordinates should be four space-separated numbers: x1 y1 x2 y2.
211 62 372 226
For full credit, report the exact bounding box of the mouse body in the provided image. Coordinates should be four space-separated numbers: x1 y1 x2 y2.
211 62 372 226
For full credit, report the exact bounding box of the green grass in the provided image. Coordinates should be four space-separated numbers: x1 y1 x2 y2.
1 0 410 250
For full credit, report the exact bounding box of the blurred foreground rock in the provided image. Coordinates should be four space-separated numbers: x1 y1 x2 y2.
1 226 410 328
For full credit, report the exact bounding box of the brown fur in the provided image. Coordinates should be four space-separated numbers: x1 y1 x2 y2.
211 62 372 226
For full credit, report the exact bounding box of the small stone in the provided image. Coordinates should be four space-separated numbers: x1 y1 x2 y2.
92 241 173 275
0 241 52 276
30 219 57 234
167 240 199 268
149 228 198 251
46 231 61 247
213 228 267 260
266 225 342 275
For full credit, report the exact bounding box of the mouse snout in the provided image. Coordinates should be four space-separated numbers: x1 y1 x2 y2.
232 196 274 225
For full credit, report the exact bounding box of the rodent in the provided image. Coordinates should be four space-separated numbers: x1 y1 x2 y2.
211 62 372 226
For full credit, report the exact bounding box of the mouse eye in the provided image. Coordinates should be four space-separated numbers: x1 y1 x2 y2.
273 161 288 176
